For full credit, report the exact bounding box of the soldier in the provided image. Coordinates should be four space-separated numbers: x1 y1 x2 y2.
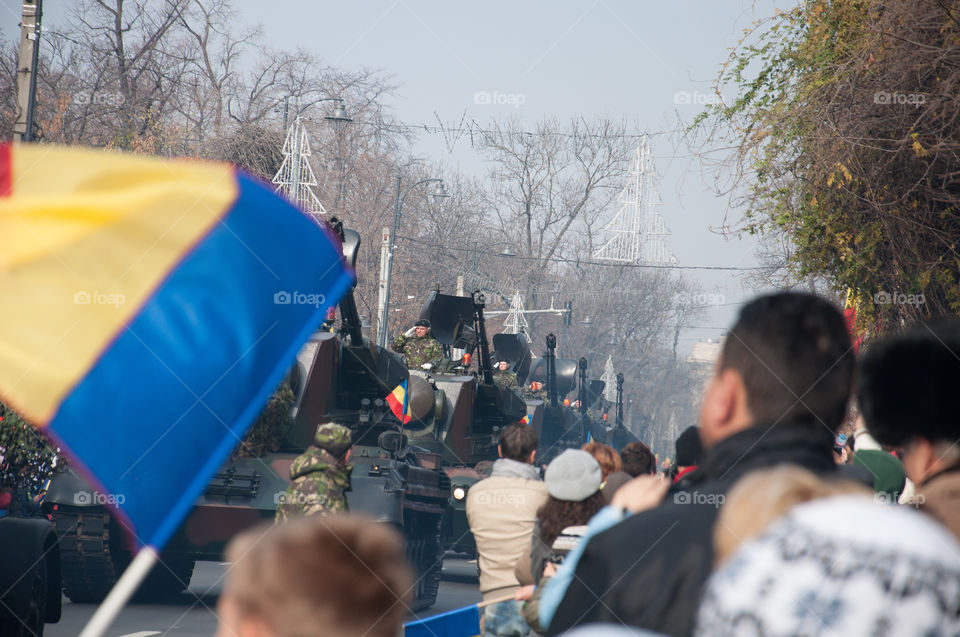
319 306 337 333
524 380 548 402
275 422 353 523
492 358 520 391
392 319 444 369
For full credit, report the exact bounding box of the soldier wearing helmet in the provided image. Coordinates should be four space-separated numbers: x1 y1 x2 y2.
275 422 353 523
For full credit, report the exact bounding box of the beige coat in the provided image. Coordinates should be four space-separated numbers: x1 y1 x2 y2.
918 467 960 541
466 474 548 601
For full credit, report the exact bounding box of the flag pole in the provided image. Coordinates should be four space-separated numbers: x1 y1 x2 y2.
78 545 160 637
477 592 520 608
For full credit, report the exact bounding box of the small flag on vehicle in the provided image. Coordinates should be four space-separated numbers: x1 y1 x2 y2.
386 379 411 424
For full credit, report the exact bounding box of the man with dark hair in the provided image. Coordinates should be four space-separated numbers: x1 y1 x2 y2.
546 292 855 637
673 426 703 484
392 318 443 369
621 441 657 477
497 421 539 462
601 441 655 503
859 319 960 539
467 423 547 635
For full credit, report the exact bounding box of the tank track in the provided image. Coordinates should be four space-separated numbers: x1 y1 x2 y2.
51 507 124 603
405 509 443 612
51 507 194 603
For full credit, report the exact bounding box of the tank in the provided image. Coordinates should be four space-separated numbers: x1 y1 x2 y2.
0 517 62 636
409 291 537 556
605 371 640 450
43 220 451 610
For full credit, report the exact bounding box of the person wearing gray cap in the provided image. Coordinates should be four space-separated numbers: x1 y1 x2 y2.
515 450 605 633
530 450 605 581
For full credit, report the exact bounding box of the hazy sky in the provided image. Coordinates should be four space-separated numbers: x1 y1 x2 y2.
39 0 791 351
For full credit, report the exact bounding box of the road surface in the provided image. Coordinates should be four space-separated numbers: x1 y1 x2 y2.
47 558 481 636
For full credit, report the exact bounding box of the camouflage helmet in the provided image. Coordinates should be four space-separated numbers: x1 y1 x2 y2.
312 422 352 456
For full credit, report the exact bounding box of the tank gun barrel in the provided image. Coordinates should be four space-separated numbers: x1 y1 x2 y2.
339 287 364 347
329 218 364 346
578 357 588 419
473 291 495 386
545 333 558 407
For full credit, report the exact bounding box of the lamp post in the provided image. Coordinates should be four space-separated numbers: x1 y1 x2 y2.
275 96 352 218
281 96 352 132
376 177 450 348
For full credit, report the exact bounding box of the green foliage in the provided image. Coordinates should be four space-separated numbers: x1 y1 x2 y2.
234 382 295 457
0 402 62 497
696 0 960 334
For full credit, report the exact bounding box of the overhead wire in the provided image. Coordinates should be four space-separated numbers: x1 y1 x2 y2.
396 234 768 272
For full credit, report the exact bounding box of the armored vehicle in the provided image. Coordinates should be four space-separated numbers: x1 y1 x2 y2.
0 516 61 636
406 291 537 556
44 220 450 610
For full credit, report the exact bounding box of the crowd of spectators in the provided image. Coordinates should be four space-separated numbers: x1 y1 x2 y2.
219 290 960 637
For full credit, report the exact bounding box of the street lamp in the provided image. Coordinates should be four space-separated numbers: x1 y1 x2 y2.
280 96 352 132
376 176 450 347
324 99 352 131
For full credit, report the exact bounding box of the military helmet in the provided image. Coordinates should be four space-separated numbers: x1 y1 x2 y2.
313 422 352 456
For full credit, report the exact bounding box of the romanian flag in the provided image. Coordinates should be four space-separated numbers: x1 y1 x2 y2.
586 430 593 444
521 413 531 425
404 604 480 637
0 144 354 549
386 379 411 424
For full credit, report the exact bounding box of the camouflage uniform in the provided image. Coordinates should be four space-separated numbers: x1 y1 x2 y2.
521 382 548 402
492 369 520 391
275 423 353 523
392 332 444 369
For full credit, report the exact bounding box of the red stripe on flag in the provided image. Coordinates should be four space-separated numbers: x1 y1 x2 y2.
385 385 411 424
0 144 11 196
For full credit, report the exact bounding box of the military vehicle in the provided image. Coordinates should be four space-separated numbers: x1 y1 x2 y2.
520 334 602 462
0 515 62 636
405 291 538 557
606 372 640 450
43 220 451 611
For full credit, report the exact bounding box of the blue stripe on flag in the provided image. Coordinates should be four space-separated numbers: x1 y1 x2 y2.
404 604 480 637
48 172 354 548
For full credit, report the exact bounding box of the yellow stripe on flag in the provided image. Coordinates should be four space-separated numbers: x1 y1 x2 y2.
0 145 237 424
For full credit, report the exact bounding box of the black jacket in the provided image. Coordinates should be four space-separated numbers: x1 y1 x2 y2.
546 423 838 637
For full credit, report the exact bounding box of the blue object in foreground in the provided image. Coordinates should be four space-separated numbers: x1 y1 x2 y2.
405 604 481 637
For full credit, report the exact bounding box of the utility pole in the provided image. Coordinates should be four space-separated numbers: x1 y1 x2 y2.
616 373 624 429
14 0 42 142
376 227 392 346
